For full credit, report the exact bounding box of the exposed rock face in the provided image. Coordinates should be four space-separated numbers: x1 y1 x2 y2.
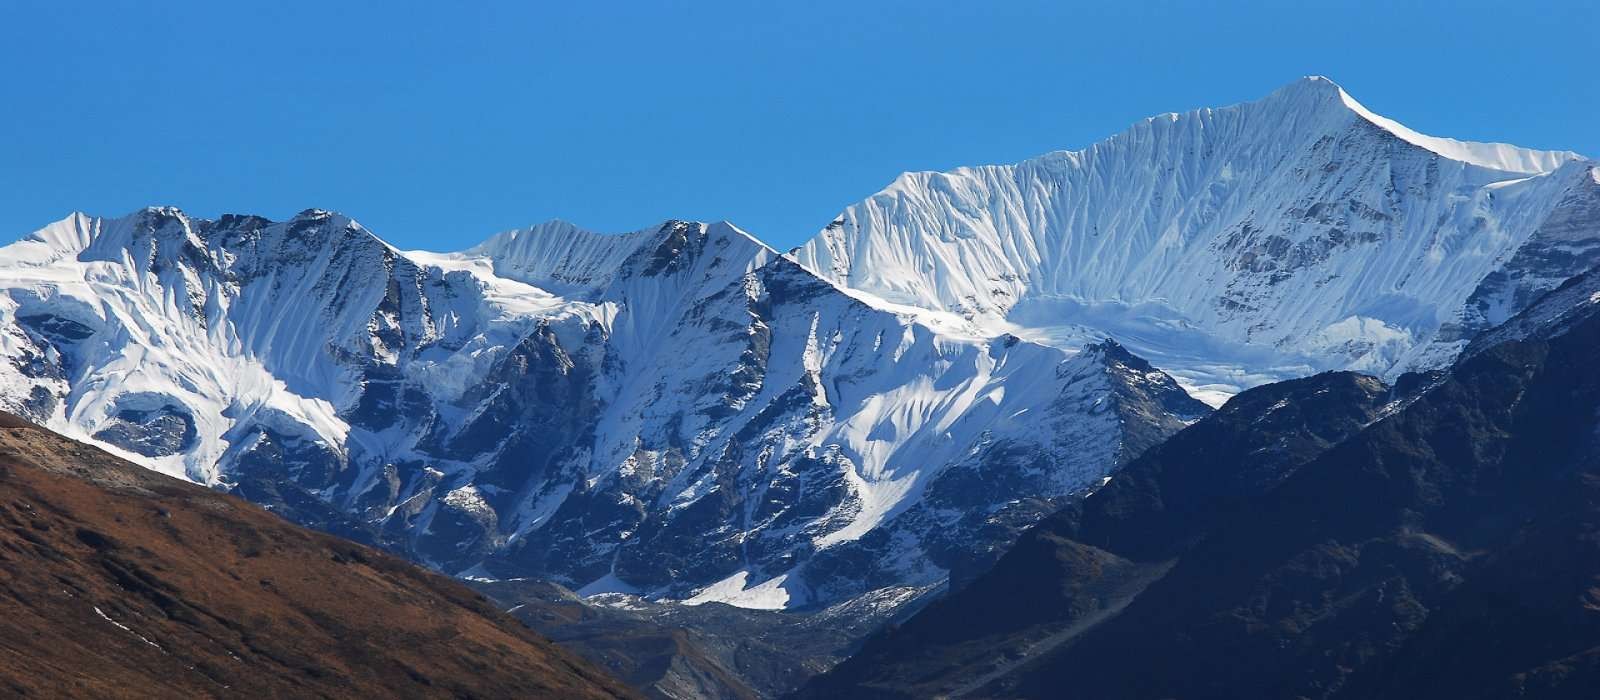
90 400 197 457
0 411 637 699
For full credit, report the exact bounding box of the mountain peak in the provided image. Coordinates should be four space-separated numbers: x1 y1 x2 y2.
690 219 775 254
7 212 100 264
137 204 190 220
466 218 772 295
1260 74 1349 104
1234 76 1580 174
615 219 773 282
1274 76 1582 174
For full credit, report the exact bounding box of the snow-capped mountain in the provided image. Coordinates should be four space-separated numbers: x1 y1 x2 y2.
795 76 1597 403
0 208 1205 609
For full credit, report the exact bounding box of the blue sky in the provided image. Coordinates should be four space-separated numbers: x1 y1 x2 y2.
2 1 1595 251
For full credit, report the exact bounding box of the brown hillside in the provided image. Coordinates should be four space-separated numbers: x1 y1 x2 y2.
0 411 638 699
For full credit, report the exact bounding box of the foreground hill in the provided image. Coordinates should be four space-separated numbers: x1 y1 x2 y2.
0 411 635 699
800 268 1600 698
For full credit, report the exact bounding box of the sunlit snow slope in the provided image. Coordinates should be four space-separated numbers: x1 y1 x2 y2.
795 77 1597 403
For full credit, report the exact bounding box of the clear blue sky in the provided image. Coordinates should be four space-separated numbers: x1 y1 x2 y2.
2 1 1595 251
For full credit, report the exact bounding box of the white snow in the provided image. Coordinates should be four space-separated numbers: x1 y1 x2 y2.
682 570 793 610
93 606 163 651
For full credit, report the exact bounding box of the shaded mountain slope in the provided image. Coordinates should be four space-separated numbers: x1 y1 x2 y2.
796 370 1393 698
801 268 1600 699
0 411 636 699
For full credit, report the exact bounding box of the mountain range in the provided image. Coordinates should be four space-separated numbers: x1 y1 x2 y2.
1 76 1596 698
